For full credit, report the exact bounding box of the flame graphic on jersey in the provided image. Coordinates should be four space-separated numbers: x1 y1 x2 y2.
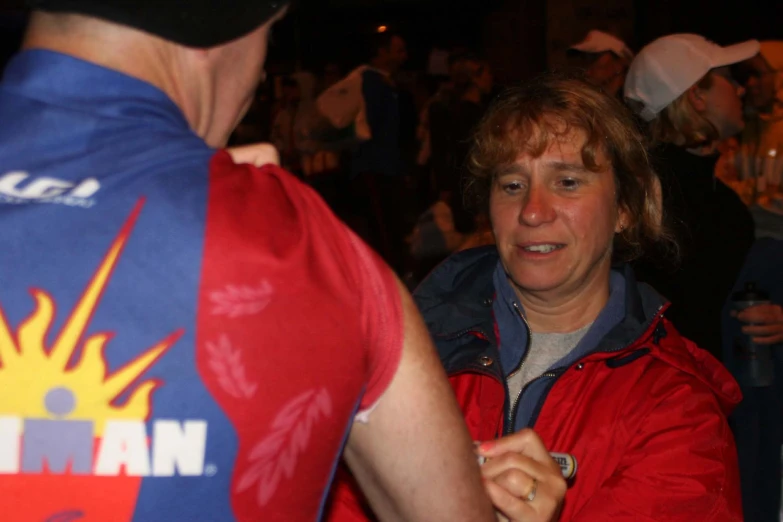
0 199 182 436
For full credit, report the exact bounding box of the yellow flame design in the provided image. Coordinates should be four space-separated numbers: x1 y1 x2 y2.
0 201 182 436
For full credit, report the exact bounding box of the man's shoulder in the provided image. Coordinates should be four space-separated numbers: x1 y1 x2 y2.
207 150 319 218
206 151 360 261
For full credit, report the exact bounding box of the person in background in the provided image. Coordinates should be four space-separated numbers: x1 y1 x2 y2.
318 31 409 272
0 0 509 520
328 74 743 522
449 55 495 159
567 29 633 98
722 237 783 522
629 46 783 522
726 42 783 522
425 50 469 196
448 55 496 237
293 63 354 216
417 50 467 192
407 54 496 285
625 34 783 359
736 41 783 202
292 70 350 211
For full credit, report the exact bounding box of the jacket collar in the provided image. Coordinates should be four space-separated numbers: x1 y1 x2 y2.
415 246 498 343
415 247 741 417
414 247 667 357
492 261 633 377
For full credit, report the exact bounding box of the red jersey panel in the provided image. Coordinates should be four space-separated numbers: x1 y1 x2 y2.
197 152 404 520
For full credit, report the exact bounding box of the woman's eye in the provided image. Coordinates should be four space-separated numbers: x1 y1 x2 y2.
559 178 581 190
502 182 523 194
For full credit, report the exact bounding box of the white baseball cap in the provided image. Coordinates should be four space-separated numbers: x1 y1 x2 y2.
569 30 634 61
625 34 760 122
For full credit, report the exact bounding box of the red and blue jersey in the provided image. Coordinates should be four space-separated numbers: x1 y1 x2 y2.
0 49 403 521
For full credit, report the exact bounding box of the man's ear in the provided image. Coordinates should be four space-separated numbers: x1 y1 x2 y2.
687 83 708 112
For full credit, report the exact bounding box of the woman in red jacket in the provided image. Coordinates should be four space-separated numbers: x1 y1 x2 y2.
327 74 743 521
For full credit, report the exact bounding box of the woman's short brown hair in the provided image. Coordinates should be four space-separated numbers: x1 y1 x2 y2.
465 73 675 264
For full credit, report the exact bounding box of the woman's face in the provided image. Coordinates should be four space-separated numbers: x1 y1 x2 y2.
490 126 626 304
585 52 627 97
742 54 777 111
700 67 747 140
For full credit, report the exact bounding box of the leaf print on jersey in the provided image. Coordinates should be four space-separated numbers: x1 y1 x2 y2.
205 335 258 399
210 281 274 317
236 388 333 506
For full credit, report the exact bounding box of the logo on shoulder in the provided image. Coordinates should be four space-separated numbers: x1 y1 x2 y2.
0 171 99 208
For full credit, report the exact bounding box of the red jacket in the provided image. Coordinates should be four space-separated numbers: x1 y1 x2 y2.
326 248 743 521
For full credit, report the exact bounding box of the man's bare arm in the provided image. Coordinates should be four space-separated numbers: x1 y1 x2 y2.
344 279 496 522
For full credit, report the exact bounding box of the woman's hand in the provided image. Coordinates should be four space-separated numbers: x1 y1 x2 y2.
476 429 567 522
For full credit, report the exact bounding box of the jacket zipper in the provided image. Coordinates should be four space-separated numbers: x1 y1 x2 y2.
506 302 532 432
505 370 561 435
504 305 667 434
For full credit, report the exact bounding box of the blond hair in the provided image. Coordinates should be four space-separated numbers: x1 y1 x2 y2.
645 74 718 147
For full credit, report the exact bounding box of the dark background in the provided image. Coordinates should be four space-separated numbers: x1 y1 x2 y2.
0 0 780 83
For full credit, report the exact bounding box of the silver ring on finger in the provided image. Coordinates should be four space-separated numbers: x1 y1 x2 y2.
525 477 538 502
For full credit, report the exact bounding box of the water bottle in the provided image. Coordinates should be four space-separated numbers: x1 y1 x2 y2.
732 282 774 387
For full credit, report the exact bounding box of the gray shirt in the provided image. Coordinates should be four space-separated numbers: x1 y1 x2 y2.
507 324 593 405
